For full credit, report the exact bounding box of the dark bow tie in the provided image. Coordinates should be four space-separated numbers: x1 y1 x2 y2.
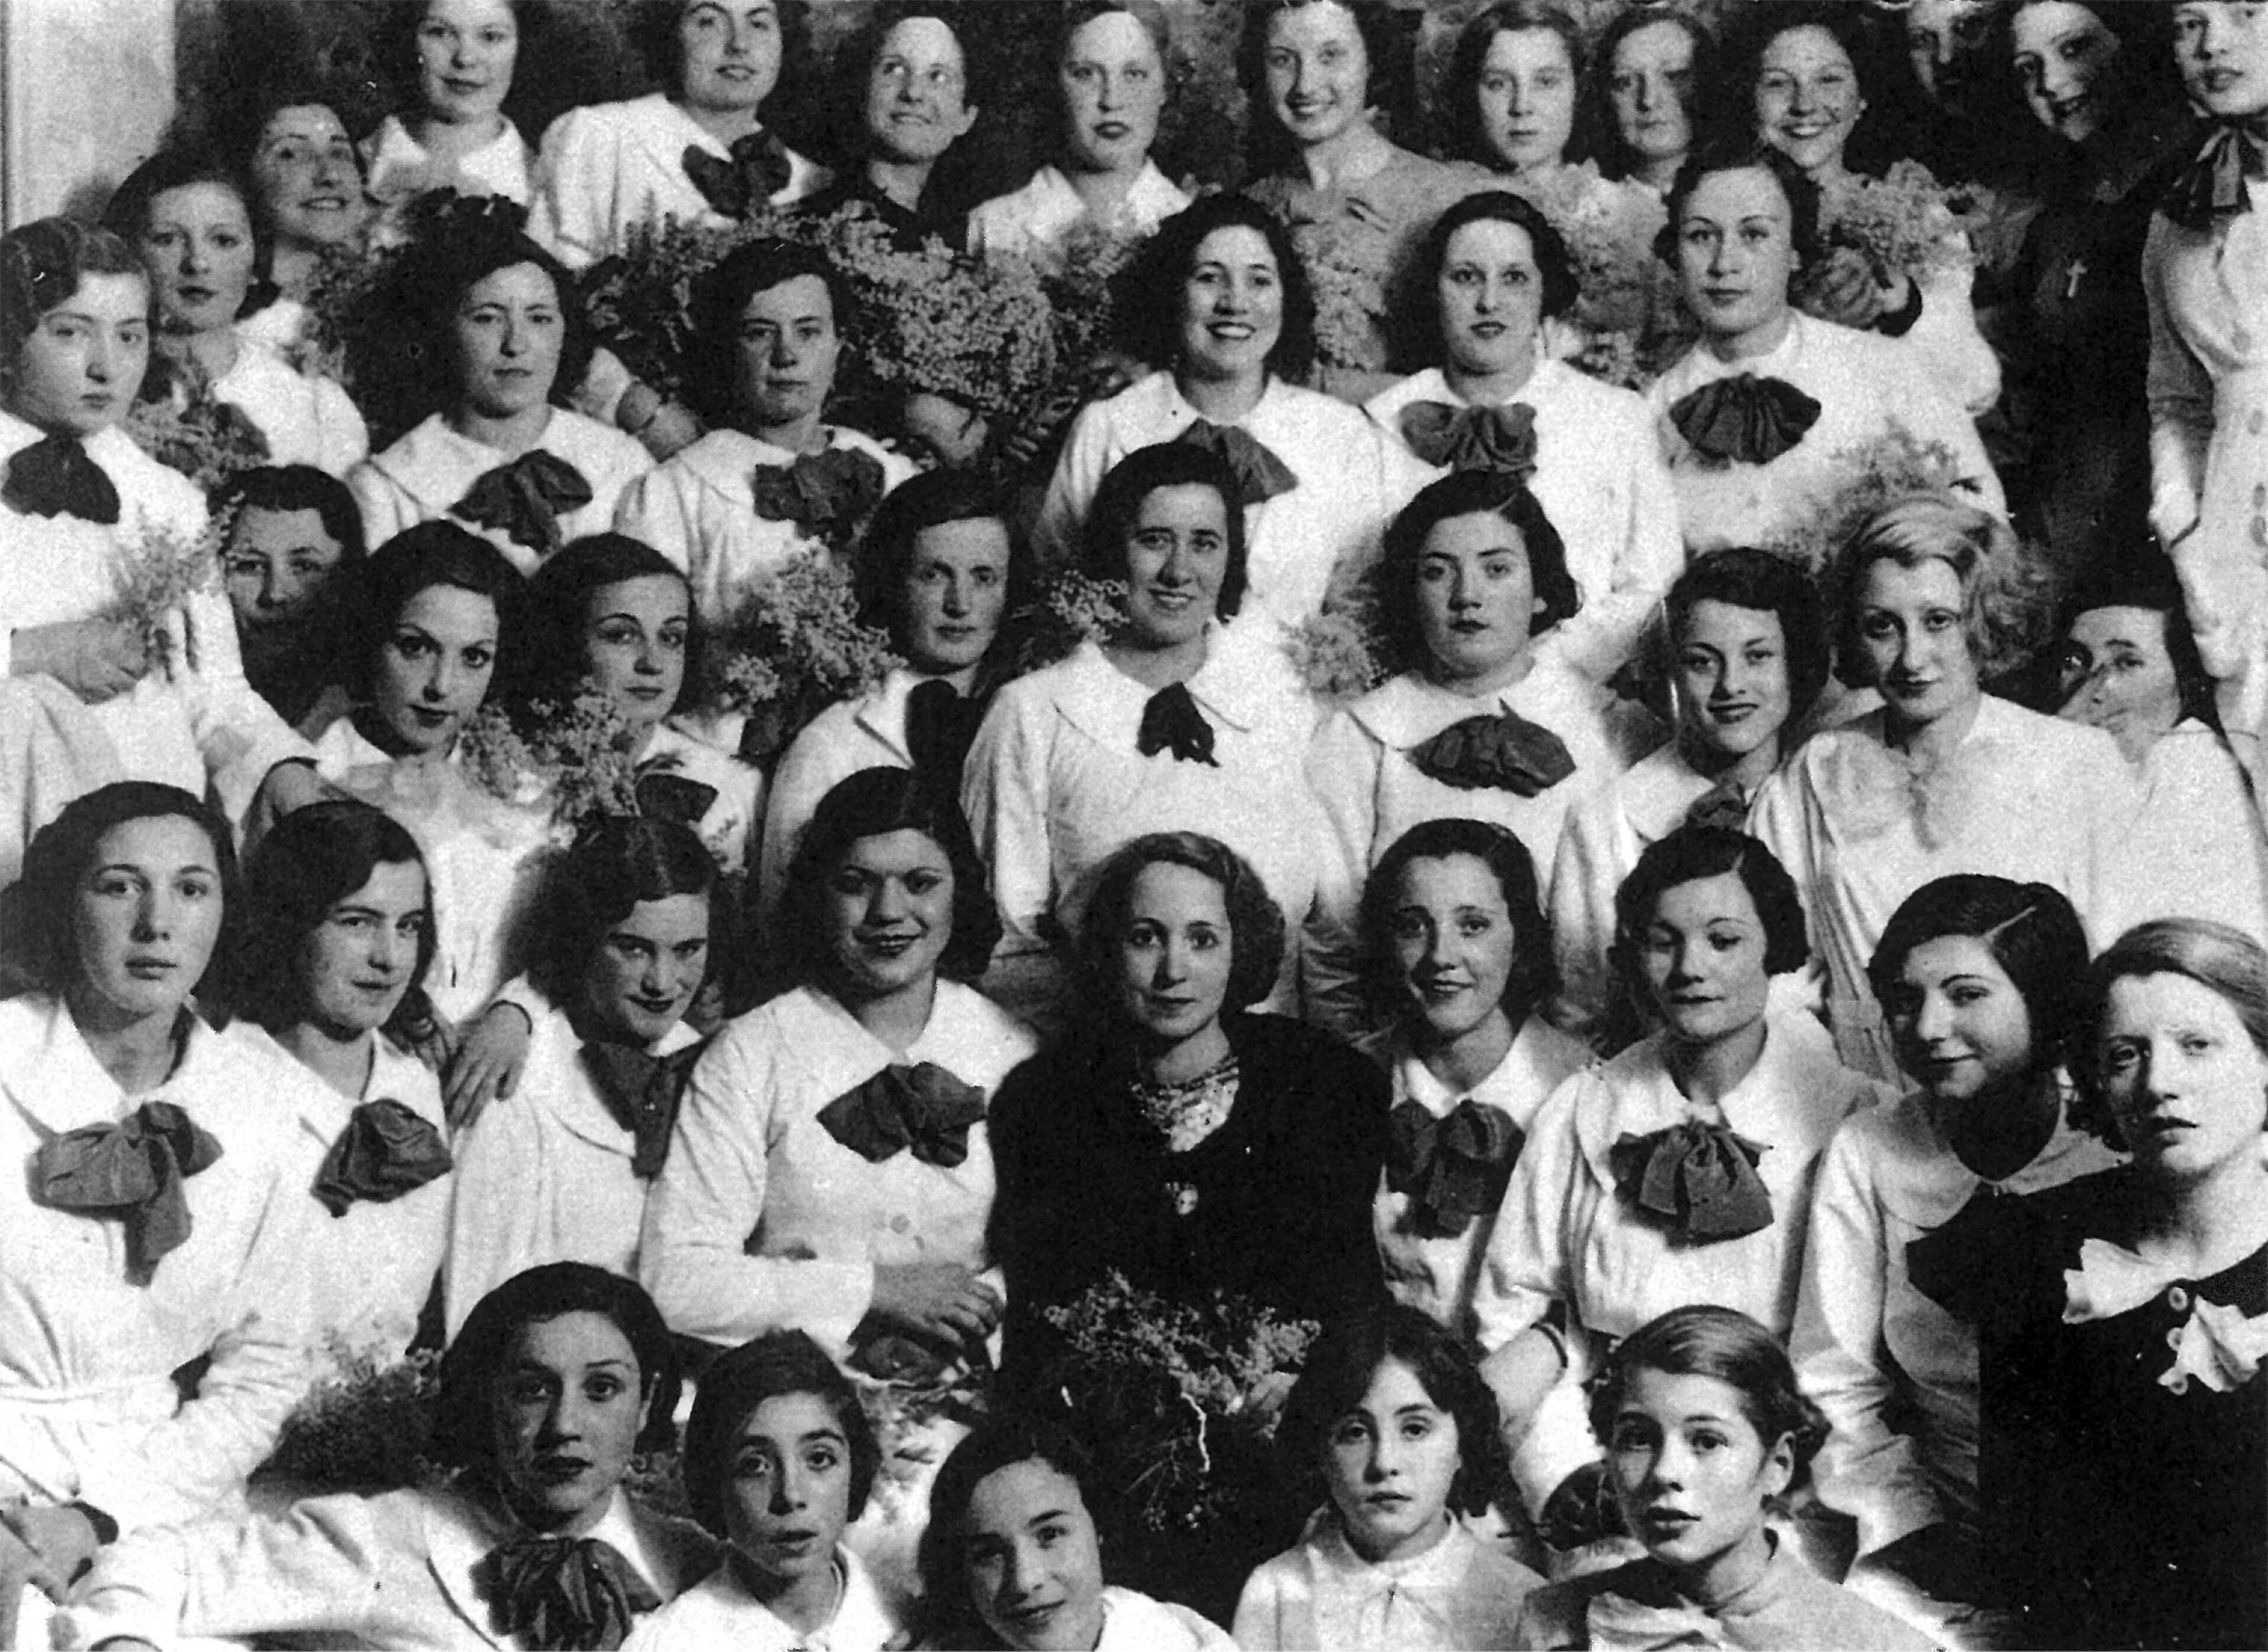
479 1533 660 1651
2163 122 2268 233
1175 419 1297 507
817 1062 987 1168
904 676 988 794
1905 1184 2015 1321
750 446 887 540
632 769 719 829
1398 400 1539 479
453 450 592 561
681 131 793 220
32 1100 223 1279
312 1099 452 1216
1387 1097 1524 1239
4 434 120 523
582 1041 702 1179
1683 776 1751 833
1669 373 1822 468
1409 708 1573 796
1136 681 1217 765
1610 1119 1774 1243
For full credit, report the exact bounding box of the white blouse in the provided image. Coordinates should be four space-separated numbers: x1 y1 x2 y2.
348 410 653 572
758 666 931 938
1367 362 1684 683
964 161 1191 263
639 981 1036 1357
611 426 917 625
621 1544 904 1652
362 113 535 247
1092 1588 1239 1652
0 996 318 1532
1234 1517 1540 1652
528 94 830 271
209 338 369 477
2093 717 2268 947
637 721 763 878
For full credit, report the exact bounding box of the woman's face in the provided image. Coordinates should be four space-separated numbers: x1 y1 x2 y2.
1674 600 1793 768
373 583 500 756
898 516 1011 677
417 0 519 127
298 859 429 1038
582 575 690 733
1855 555 1980 732
1754 25 1865 177
1389 852 1520 1047
1120 482 1230 650
1415 510 1540 687
864 15 978 166
1675 167 1798 350
1907 0 1996 107
9 272 149 437
1113 860 1235 1047
579 892 711 1045
678 1 784 116
1263 0 1371 150
140 182 256 337
223 506 347 638
1474 27 1578 177
1060 10 1166 177
1437 218 1546 380
71 816 225 1027
1607 1368 1792 1582
2174 2 2268 122
490 1310 648 1535
1178 224 1283 385
734 273 840 432
820 827 954 1003
1884 934 2036 1105
2057 603 2184 764
1610 20 1697 168
724 1392 856 1599
2011 1 2122 144
962 1458 1109 1652
1323 1356 1462 1566
1633 871 1774 1047
2097 969 2268 1188
251 104 365 252
452 261 563 421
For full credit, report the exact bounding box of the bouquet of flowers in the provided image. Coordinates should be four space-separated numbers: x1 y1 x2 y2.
124 369 271 496
457 688 641 835
101 519 224 654
581 214 788 409
1762 422 1970 578
1287 556 1393 702
1815 159 1976 287
1294 219 1392 376
1009 566 1130 675
701 550 902 768
1511 164 1693 390
257 1334 443 1494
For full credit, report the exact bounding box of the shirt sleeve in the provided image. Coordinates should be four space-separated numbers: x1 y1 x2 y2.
1032 400 1113 571
1230 1555 1295 1651
1902 261 2001 418
1546 789 1621 1047
346 460 420 561
2143 215 2214 548
612 465 699 583
1299 711 1383 1042
960 686 1055 966
527 106 618 272
309 373 370 477
1553 406 1683 684
172 588 317 828
441 1079 550 1340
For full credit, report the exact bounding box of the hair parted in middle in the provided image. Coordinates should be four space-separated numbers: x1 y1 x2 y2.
1358 816 1555 1027
1076 830 1286 1018
1081 441 1250 623
526 814 727 1010
679 1328 882 1539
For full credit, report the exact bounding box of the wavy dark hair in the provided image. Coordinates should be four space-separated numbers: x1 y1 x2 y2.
0 218 148 400
1239 0 1414 167
1119 193 1318 387
1589 1304 1829 1497
377 216 593 428
218 464 368 566
101 148 279 324
1869 874 2091 1083
853 467 1021 657
521 533 703 718
1612 825 1809 986
1718 1 1911 178
1376 470 1581 676
1406 188 1579 366
627 0 814 106
2072 918 2268 1151
1654 137 1824 272
1359 816 1553 1028
679 1328 882 1539
1082 441 1249 623
1076 830 1286 1019
1591 7 1717 184
2058 560 2219 733
347 521 531 707
1658 546 1831 731
690 236 852 429
526 814 726 1011
1442 2 1595 171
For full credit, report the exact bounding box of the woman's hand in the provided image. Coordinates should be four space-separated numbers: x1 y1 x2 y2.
0 1504 102 1644
391 992 461 1083
9 618 148 703
870 1262 1003 1348
1801 245 1889 330
633 400 704 462
444 1004 535 1130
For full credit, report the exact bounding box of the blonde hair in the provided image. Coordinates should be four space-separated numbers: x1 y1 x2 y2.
1832 492 2054 687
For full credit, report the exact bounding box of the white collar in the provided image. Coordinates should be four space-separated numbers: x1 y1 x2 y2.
421 1481 679 1645
1576 1018 1853 1178
1348 655 1596 749
1045 634 1272 747
1393 1018 1583 1120
540 1003 704 1156
0 994 229 1138
668 424 884 502
1615 742 1722 842
241 1022 449 1147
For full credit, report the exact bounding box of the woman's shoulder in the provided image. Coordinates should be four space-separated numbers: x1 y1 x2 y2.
539 92 682 154
1527 356 1656 429
86 426 209 532
1231 1012 1390 1100
932 978 1041 1073
542 408 654 478
1097 1585 1236 1651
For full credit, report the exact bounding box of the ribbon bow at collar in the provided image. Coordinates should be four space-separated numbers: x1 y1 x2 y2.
32 1100 223 1279
632 769 719 829
817 1062 987 1167
2162 123 2268 233
1175 419 1298 507
313 1099 453 1216
1668 373 1822 468
2162 1299 2268 1396
478 1533 660 1651
1136 681 1218 765
905 676 989 793
582 1041 702 1179
1610 1119 1774 1242
681 131 793 220
1682 777 1750 834
4 433 120 523
750 446 887 539
1408 708 1574 796
1584 1589 1735 1650
1397 400 1539 480
453 450 594 561
1387 1097 1523 1239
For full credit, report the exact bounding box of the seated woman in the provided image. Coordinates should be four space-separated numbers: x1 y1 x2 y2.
105 149 368 477
1031 193 1401 638
1644 142 2002 555
1305 470 1656 1038
965 1 1191 262
225 801 454 1367
1749 494 2143 1081
613 238 915 625
218 466 366 735
967 444 1326 1024
347 221 652 576
362 0 540 243
1592 6 1713 198
64 1263 719 1651
794 4 980 246
1368 190 1682 684
1472 826 1889 1552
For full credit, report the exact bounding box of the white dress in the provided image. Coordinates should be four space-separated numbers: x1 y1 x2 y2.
348 410 653 573
621 1545 904 1652
639 980 1035 1358
2092 717 2268 946
964 161 1191 263
1472 1016 1891 1511
0 996 318 1531
1367 362 1684 683
1032 371 1402 638
1643 312 2003 555
1234 1517 1541 1652
636 721 763 878
1791 1091 2122 1558
208 337 369 477
1304 657 1658 1039
611 426 916 625
444 987 703 1337
1747 696 2144 1081
528 93 830 271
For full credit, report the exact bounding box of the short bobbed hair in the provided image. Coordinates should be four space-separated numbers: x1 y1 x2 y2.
1592 8 1717 183
522 533 702 716
1120 194 1318 387
1655 139 1822 272
2073 919 2268 1148
218 465 369 568
526 815 726 1010
1661 547 1830 729
434 1263 682 1470
1443 2 1590 169
680 1329 881 1538
349 522 530 706
102 149 277 324
690 238 851 428
1589 1305 1829 1491
1077 830 1286 1019
628 0 812 102
1413 190 1580 352
1868 875 2090 1076
1722 1 1907 179
1832 493 2050 689
1377 470 1581 675
1612 825 1809 982
0 218 147 393
854 468 1019 648
1081 441 1249 622
779 766 996 984
389 223 592 425
2060 559 2218 732
1359 817 1553 1027
1239 0 1403 136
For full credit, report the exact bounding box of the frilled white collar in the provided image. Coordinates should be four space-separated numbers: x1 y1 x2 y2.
1044 633 1274 746
1348 654 1599 750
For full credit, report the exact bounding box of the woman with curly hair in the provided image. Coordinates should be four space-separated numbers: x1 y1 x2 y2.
1439 1 1592 190
361 0 542 242
1592 6 1714 197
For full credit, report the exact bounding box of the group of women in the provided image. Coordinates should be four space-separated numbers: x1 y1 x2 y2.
2 0 2267 1647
